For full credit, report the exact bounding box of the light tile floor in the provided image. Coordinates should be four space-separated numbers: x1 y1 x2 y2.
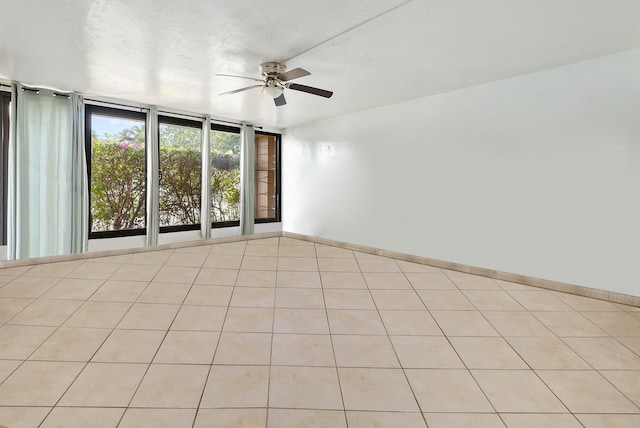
0 237 639 427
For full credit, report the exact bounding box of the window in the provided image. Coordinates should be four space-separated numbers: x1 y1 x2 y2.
255 131 280 222
208 126 281 227
159 116 202 231
85 105 146 237
0 91 9 245
84 108 280 239
210 124 241 226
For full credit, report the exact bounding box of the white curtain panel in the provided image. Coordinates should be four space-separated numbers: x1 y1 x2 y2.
239 122 255 235
70 93 89 254
8 83 88 259
145 106 159 246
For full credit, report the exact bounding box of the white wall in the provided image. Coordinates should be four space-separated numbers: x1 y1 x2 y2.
283 50 640 297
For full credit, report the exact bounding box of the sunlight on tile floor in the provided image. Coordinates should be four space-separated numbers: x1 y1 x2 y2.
0 237 639 427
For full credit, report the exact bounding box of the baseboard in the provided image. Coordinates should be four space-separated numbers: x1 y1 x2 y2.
282 232 640 308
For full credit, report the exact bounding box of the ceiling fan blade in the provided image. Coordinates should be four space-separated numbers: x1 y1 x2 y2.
216 73 264 83
274 93 286 106
287 83 333 98
277 67 311 82
219 84 263 96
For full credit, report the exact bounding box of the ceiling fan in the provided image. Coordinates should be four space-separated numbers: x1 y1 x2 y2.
217 62 333 106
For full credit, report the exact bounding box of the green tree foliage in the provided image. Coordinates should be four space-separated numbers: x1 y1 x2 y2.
91 125 241 232
91 126 145 231
210 130 240 222
158 124 200 227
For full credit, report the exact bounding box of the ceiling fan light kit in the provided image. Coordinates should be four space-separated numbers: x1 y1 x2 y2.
218 62 333 106
263 79 284 98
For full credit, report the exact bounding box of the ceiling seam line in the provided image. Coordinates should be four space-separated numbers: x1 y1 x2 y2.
283 0 414 63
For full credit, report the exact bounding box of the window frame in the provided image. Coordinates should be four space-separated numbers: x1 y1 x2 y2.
254 130 281 224
158 115 203 234
210 123 241 229
85 104 147 239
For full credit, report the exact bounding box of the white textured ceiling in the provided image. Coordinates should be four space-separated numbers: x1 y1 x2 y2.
1 0 639 128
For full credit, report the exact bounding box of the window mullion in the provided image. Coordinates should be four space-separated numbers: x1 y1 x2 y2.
200 115 212 239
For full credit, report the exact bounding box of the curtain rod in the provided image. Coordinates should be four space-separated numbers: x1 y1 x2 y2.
85 98 260 128
152 111 262 129
21 86 71 98
19 91 264 130
157 109 262 129
210 119 262 130
84 97 148 113
158 110 205 122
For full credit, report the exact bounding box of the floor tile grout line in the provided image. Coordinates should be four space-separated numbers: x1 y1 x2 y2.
4 270 123 389
353 255 430 427
1 276 65 325
397 259 515 423
586 369 640 413
504 287 578 312
554 336 614 372
489 299 594 417
577 310 640 340
616 337 640 359
315 242 350 427
265 237 282 428
115 251 199 426
446 276 581 416
528 310 612 339
531 368 640 415
43 335 112 425
192 240 246 428
102 244 215 425
8 275 141 407
456 275 604 388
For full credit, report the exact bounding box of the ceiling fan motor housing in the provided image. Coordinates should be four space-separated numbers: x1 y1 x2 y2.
260 62 287 77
